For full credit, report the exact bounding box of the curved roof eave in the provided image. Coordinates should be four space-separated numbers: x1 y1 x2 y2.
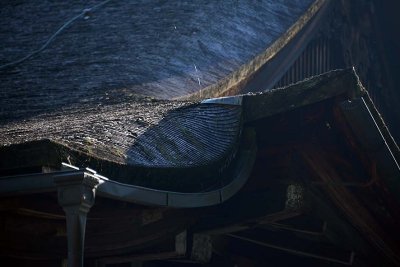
179 0 330 100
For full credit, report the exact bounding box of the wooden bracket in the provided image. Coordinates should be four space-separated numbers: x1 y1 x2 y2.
54 172 99 267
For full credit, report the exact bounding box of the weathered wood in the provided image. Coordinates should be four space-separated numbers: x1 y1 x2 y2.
54 173 99 267
301 146 400 266
0 140 61 174
243 68 364 122
0 207 192 259
0 101 242 192
227 231 355 266
191 184 294 234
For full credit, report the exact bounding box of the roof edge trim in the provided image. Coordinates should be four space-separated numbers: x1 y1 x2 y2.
178 0 328 101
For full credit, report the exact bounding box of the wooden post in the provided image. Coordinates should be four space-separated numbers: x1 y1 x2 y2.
54 172 99 267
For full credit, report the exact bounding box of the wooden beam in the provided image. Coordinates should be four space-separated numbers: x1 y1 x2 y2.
227 232 355 266
301 146 400 265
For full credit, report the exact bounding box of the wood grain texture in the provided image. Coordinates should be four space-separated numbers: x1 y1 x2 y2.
0 99 241 166
0 69 359 189
0 97 242 191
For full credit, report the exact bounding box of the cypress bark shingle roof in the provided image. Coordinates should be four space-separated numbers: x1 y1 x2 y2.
0 0 316 123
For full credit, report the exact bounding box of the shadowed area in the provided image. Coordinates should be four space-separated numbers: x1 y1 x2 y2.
0 0 314 122
0 96 242 191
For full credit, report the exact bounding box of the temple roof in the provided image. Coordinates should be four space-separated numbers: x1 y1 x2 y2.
2 69 398 193
1 1 400 264
1 68 400 264
0 0 321 123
